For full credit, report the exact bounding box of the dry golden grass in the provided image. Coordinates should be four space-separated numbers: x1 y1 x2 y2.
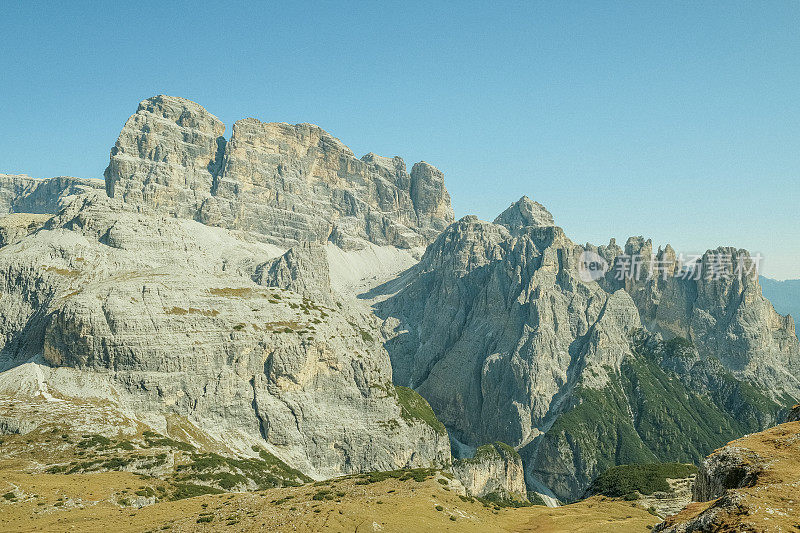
0 396 661 532
659 421 800 532
0 466 660 533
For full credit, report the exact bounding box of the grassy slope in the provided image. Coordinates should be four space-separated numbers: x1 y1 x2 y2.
659 421 800 532
0 406 658 532
395 385 448 435
0 424 310 503
538 334 786 500
0 466 660 533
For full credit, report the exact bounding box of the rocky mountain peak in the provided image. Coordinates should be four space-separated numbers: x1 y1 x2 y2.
104 95 225 220
418 215 509 274
137 94 225 132
493 195 555 233
104 95 454 250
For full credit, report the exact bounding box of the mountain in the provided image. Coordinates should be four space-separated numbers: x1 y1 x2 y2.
760 276 800 337
0 97 457 483
377 196 799 501
0 95 798 524
104 95 453 251
0 190 452 477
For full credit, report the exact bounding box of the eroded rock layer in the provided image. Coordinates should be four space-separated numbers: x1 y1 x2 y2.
0 192 450 478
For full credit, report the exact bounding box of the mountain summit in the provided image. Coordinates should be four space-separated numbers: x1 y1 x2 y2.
105 95 454 251
493 195 555 231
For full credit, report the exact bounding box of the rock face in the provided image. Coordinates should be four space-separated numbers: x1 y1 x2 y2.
493 195 555 232
0 174 104 214
378 198 799 501
602 238 800 399
760 276 800 337
0 174 103 248
377 208 648 499
103 95 225 220
105 96 453 250
788 404 800 423
0 416 37 435
692 447 765 503
637 475 696 519
451 442 528 501
381 213 642 450
0 213 50 248
0 191 450 478
253 243 334 305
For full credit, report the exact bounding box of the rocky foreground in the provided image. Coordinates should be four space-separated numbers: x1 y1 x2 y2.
2 413 799 532
657 415 800 532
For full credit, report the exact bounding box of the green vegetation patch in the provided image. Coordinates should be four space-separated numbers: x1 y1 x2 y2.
462 442 521 465
353 468 438 484
170 483 224 501
539 330 781 502
174 449 311 492
394 386 447 435
77 434 112 449
476 491 532 508
142 431 195 452
589 463 698 498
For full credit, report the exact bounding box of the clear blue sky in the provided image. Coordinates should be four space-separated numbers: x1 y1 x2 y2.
2 1 798 279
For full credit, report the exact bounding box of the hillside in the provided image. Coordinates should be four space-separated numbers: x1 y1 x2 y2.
656 419 800 532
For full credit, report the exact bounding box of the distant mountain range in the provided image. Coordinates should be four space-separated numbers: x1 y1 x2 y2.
760 277 800 337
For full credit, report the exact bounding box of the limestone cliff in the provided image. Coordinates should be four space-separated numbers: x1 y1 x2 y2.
105 96 453 250
0 191 450 479
0 174 104 214
602 238 800 400
451 442 528 501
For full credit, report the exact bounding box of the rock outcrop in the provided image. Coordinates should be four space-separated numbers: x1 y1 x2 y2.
451 442 528 501
788 404 800 423
692 447 765 503
493 195 555 232
0 174 104 214
0 213 50 248
253 243 334 305
105 96 454 250
637 476 696 519
656 421 800 532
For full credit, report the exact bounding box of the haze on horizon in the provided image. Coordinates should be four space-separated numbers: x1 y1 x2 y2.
1 1 798 279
